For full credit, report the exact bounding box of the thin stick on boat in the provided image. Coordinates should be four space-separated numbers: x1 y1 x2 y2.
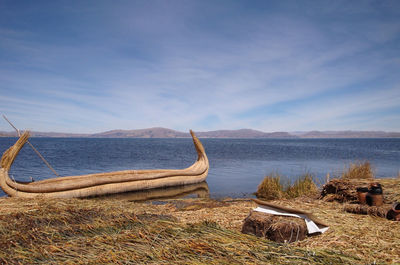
2 115 60 177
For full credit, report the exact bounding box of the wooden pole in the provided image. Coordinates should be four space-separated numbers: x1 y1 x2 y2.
2 115 60 177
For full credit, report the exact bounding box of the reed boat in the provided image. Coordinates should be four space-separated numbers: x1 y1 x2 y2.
0 130 209 198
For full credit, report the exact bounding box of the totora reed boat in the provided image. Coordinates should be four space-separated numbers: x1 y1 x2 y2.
0 130 209 198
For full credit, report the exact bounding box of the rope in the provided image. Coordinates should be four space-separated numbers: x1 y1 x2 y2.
11 174 18 193
26 141 60 177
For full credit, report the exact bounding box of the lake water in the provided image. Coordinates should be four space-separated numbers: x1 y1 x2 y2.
0 137 399 198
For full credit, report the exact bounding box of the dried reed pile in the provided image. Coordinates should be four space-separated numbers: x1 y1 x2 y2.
321 178 400 204
242 211 308 243
320 161 377 202
379 177 400 203
0 198 359 264
320 178 370 202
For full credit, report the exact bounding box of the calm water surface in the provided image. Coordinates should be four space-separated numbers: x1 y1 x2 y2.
0 137 399 198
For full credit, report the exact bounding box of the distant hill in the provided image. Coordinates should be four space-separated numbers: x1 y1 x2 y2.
91 127 188 138
0 131 89 137
91 128 294 138
0 128 295 138
196 129 293 138
30 132 90 138
293 130 400 138
0 128 399 138
0 132 14 137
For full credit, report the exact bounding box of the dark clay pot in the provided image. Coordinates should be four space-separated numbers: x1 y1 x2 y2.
366 192 383 207
369 183 383 194
387 203 400 221
393 202 400 221
392 202 400 213
366 183 384 206
356 187 369 205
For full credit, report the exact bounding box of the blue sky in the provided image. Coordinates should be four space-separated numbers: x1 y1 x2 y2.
1 0 399 133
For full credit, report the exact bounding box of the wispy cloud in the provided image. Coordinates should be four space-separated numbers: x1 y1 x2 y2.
1 0 399 133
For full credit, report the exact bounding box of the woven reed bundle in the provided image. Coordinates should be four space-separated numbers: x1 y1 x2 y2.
343 204 391 218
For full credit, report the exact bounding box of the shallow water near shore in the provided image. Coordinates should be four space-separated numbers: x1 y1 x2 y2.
0 137 399 198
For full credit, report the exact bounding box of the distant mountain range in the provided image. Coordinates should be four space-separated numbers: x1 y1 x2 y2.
1 127 400 138
291 130 400 138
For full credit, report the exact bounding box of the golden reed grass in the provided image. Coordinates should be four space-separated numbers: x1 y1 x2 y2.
256 173 318 200
341 161 374 179
255 173 284 200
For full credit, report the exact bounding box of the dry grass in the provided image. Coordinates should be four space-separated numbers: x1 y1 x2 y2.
256 174 318 200
1 192 399 264
176 178 400 263
341 161 374 179
176 194 400 264
0 197 359 265
0 176 399 264
287 198 400 264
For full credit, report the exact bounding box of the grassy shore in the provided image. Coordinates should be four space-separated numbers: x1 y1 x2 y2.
1 177 399 264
